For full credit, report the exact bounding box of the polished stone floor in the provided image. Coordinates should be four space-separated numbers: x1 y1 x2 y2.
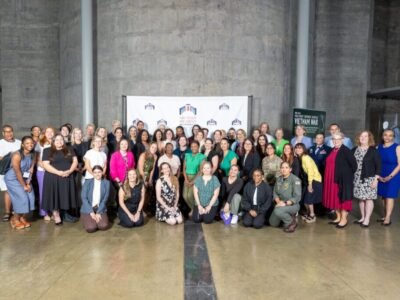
1 202 399 300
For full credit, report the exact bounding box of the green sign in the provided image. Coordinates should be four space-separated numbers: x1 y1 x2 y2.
293 108 326 138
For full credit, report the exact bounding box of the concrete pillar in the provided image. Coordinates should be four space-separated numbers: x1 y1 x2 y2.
295 0 311 108
81 0 94 126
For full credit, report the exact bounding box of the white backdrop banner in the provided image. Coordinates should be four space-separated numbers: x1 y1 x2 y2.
124 96 250 136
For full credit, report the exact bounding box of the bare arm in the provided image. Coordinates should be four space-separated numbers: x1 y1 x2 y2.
118 188 134 219
42 160 62 176
211 155 219 174
11 153 27 189
138 153 146 180
207 187 220 208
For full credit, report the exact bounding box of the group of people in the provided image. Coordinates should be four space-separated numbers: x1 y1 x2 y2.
0 120 399 234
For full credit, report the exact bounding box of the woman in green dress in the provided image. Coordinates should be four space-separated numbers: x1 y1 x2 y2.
219 138 238 177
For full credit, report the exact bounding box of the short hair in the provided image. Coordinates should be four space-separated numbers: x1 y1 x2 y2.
2 124 13 131
329 123 340 130
332 132 345 140
86 123 95 129
112 120 121 126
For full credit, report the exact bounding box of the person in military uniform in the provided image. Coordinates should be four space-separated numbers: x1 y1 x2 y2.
269 162 302 233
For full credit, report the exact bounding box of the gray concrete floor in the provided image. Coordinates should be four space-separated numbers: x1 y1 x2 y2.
1 195 399 300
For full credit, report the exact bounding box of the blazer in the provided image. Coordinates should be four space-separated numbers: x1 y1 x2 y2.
241 181 272 214
351 146 381 180
81 179 110 214
110 151 135 182
309 144 332 173
240 152 261 180
334 145 357 201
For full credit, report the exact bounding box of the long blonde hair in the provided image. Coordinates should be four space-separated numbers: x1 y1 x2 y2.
159 162 179 190
122 168 143 201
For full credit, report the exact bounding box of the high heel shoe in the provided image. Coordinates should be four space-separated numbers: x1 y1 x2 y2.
376 218 385 223
329 220 340 225
360 223 369 228
353 220 363 224
382 221 392 226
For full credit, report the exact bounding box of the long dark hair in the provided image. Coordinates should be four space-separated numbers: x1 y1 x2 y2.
48 134 72 162
256 135 268 158
137 129 150 144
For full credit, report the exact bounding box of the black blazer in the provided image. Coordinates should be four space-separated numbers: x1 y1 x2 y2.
334 145 357 201
351 146 381 180
240 152 261 180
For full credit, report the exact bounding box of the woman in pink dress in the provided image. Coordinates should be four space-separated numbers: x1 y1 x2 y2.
323 132 357 228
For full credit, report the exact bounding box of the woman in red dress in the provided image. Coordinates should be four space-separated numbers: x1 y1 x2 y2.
323 132 357 228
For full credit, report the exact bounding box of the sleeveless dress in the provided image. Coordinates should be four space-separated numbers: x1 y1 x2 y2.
143 155 155 182
4 152 35 214
156 177 181 221
353 147 377 200
378 143 400 198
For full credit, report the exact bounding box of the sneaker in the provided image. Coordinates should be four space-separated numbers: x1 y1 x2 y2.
220 211 232 225
305 215 316 223
231 215 239 225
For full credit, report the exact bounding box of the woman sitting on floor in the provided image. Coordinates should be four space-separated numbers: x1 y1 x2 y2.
80 165 110 233
118 168 145 228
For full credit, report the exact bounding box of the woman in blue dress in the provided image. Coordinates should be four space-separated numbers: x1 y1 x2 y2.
5 136 35 230
377 129 400 226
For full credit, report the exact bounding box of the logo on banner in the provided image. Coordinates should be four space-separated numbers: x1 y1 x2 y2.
179 104 197 115
179 104 198 126
157 119 167 126
145 103 155 110
207 119 217 126
232 118 242 126
219 103 230 110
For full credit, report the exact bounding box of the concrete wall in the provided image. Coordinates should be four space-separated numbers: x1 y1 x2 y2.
371 0 389 90
0 0 60 136
312 0 373 139
59 0 82 127
96 0 293 133
371 0 400 90
386 0 400 87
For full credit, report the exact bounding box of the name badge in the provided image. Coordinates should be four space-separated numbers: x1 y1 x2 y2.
23 172 30 179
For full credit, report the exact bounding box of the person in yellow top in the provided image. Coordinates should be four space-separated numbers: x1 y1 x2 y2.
294 143 322 223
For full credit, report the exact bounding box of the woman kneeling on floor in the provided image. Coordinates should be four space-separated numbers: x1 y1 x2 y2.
80 165 110 233
269 162 302 233
241 169 272 229
118 168 145 228
192 161 221 223
155 162 183 225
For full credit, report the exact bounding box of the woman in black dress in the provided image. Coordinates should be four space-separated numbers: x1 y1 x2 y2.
42 134 78 225
118 168 145 228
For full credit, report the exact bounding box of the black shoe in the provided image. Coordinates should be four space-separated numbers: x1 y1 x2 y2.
382 221 392 226
353 220 363 224
55 221 63 226
376 218 385 223
329 221 340 225
336 222 348 229
360 223 369 228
